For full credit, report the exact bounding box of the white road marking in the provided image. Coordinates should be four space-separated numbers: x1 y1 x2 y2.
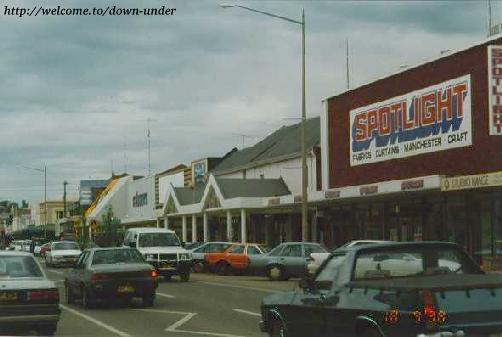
46 269 65 275
232 309 261 317
156 292 176 299
198 281 276 293
60 304 132 337
137 309 246 337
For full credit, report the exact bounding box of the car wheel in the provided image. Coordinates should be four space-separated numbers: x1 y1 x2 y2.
216 261 230 276
65 284 75 304
82 287 95 309
192 262 204 273
267 265 285 281
142 294 155 307
37 324 57 336
269 317 288 337
180 271 190 282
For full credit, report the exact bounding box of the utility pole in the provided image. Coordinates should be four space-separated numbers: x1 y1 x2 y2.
43 165 47 238
138 118 157 176
63 181 68 217
221 4 309 241
346 39 350 90
489 0 492 36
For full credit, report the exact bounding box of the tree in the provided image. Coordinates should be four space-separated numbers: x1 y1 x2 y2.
96 206 121 247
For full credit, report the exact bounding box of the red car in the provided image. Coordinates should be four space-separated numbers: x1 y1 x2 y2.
204 243 268 275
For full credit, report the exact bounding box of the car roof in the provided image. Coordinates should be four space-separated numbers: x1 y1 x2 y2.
127 227 175 234
348 241 461 252
52 240 78 244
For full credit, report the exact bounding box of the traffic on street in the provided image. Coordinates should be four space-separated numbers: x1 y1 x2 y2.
2 1 502 336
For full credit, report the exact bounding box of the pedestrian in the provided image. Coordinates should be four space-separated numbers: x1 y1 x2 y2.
29 237 36 254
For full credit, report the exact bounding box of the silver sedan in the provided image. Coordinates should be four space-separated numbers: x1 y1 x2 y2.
0 251 60 336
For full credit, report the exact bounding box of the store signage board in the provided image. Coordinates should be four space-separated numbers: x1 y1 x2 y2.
441 171 502 191
488 45 502 135
349 75 472 166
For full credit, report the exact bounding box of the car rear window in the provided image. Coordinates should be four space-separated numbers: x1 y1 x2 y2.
0 256 44 278
352 247 478 281
92 249 145 265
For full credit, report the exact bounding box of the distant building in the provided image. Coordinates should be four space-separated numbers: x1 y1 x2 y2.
79 179 109 210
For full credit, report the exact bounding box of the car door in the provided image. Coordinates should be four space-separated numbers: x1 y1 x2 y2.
279 244 305 276
226 244 245 268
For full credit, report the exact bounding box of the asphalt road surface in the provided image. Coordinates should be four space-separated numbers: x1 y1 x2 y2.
39 261 298 337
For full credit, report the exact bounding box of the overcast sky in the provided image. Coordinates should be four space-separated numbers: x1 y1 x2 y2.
0 0 495 204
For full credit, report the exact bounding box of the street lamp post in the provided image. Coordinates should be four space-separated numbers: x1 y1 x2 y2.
21 165 47 238
221 4 309 241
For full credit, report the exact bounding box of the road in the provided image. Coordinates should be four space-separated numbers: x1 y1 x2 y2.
41 262 298 337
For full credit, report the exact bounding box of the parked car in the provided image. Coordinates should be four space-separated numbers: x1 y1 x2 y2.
189 241 233 272
307 240 393 274
185 242 204 251
45 241 81 267
258 241 502 337
0 251 60 336
122 227 191 282
65 247 157 309
39 243 51 258
249 242 327 281
8 240 24 251
205 243 268 275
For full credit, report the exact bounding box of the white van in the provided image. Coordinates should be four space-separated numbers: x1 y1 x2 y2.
122 227 191 281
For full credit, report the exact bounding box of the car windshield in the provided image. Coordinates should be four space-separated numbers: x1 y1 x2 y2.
52 242 79 250
138 233 180 248
0 256 44 279
92 249 144 265
352 247 479 281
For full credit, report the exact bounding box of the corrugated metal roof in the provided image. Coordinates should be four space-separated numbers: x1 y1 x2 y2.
215 177 290 199
212 117 320 174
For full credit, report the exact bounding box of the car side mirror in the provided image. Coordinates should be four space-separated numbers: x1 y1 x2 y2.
129 241 137 248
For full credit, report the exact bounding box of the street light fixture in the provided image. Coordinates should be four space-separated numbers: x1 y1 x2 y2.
21 165 47 238
221 4 309 241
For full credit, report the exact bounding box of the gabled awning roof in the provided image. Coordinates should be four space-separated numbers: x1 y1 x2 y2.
159 175 293 216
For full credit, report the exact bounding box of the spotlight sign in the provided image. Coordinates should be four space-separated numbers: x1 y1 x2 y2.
488 45 502 135
350 75 472 166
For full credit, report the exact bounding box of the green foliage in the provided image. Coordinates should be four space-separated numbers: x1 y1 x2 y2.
96 207 122 247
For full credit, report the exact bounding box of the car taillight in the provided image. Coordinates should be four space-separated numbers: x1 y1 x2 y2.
150 270 157 278
419 290 446 328
29 289 59 302
91 273 110 283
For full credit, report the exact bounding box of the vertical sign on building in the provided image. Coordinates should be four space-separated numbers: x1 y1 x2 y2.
488 45 502 135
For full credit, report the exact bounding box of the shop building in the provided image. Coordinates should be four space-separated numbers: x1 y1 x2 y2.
160 118 321 247
317 35 502 266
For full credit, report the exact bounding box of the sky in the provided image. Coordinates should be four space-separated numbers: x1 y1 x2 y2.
0 0 495 205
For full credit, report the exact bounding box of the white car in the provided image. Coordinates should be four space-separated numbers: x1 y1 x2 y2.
8 240 24 251
0 251 60 335
45 241 81 267
123 227 192 281
307 240 393 274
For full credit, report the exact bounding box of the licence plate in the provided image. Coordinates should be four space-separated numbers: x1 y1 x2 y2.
117 285 134 293
0 291 17 302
